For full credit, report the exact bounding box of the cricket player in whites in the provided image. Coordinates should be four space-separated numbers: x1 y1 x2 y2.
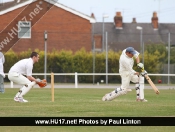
102 47 147 102
0 52 5 93
8 52 46 102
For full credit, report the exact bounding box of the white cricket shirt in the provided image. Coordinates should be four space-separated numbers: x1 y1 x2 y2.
9 58 34 76
119 49 139 75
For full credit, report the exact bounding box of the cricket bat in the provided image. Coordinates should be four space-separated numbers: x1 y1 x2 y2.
138 64 160 95
142 72 160 94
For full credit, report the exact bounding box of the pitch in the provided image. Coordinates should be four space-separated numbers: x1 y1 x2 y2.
0 88 175 132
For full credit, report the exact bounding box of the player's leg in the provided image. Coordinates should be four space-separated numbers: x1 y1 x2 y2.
131 75 147 102
135 82 140 101
120 72 131 91
130 74 140 100
139 76 145 100
102 87 127 101
8 73 36 102
0 75 4 93
102 72 131 101
15 81 36 99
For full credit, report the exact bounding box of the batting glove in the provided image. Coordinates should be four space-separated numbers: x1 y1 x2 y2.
36 78 41 83
140 70 147 76
137 63 144 70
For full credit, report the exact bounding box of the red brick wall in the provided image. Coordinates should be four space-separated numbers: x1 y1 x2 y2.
0 1 93 52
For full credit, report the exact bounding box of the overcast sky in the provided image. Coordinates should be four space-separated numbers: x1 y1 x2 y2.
58 0 175 23
1 0 175 23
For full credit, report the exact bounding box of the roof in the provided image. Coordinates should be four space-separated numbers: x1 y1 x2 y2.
93 22 175 51
0 0 96 23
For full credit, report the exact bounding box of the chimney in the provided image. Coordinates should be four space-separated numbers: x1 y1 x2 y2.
91 13 95 19
151 12 158 29
132 18 137 23
114 12 123 29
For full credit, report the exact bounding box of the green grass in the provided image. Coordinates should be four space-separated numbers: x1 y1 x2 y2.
0 88 175 132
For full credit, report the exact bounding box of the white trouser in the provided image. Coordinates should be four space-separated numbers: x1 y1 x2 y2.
120 71 145 99
120 71 139 89
8 72 31 85
8 72 36 97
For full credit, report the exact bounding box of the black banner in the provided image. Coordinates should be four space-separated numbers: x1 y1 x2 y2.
0 117 175 126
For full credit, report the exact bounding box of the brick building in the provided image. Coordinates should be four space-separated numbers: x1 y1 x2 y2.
1 0 175 53
0 0 96 53
93 11 175 52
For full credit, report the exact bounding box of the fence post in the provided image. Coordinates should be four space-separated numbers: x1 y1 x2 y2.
75 72 78 88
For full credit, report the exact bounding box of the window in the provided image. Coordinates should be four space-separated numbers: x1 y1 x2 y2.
18 21 31 38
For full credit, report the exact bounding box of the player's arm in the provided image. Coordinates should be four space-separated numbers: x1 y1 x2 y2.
121 59 137 75
134 57 144 75
134 50 140 64
27 76 40 83
134 51 144 71
135 56 143 74
135 56 140 64
26 63 40 83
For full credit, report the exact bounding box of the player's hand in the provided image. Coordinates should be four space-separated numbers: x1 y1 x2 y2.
36 78 41 83
37 79 47 88
134 72 140 76
140 70 147 76
137 63 144 70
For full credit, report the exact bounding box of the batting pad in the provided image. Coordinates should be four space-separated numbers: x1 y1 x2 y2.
102 88 127 101
16 81 36 97
139 76 145 99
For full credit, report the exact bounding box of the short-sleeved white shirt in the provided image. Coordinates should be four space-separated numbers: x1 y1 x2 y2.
9 58 33 76
119 49 139 75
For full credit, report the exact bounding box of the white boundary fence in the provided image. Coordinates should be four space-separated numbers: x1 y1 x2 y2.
6 73 175 88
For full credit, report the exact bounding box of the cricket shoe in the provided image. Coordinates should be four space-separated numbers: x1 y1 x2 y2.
136 98 148 102
102 94 108 101
14 97 28 103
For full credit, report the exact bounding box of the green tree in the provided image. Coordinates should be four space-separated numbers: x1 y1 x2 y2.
145 44 167 62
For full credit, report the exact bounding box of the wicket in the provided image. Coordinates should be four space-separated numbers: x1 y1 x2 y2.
51 72 54 102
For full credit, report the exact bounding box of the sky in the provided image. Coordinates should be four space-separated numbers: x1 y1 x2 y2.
58 0 175 23
1 0 175 23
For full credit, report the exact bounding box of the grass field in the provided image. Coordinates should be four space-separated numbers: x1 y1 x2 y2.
0 88 175 132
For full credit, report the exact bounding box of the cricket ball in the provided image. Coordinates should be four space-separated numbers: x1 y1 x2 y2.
158 80 162 83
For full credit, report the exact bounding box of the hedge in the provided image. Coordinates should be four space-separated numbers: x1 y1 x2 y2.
4 48 164 83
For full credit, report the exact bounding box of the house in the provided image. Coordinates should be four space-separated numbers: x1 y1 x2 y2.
93 12 175 52
1 0 175 54
0 0 96 53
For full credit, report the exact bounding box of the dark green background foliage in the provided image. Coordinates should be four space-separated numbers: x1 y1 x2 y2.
4 44 171 83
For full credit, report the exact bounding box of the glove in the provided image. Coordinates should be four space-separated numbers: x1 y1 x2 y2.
37 79 47 88
137 63 144 70
140 70 147 76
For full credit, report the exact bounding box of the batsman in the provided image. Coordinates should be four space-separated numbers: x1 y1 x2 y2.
102 47 147 102
8 52 47 103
